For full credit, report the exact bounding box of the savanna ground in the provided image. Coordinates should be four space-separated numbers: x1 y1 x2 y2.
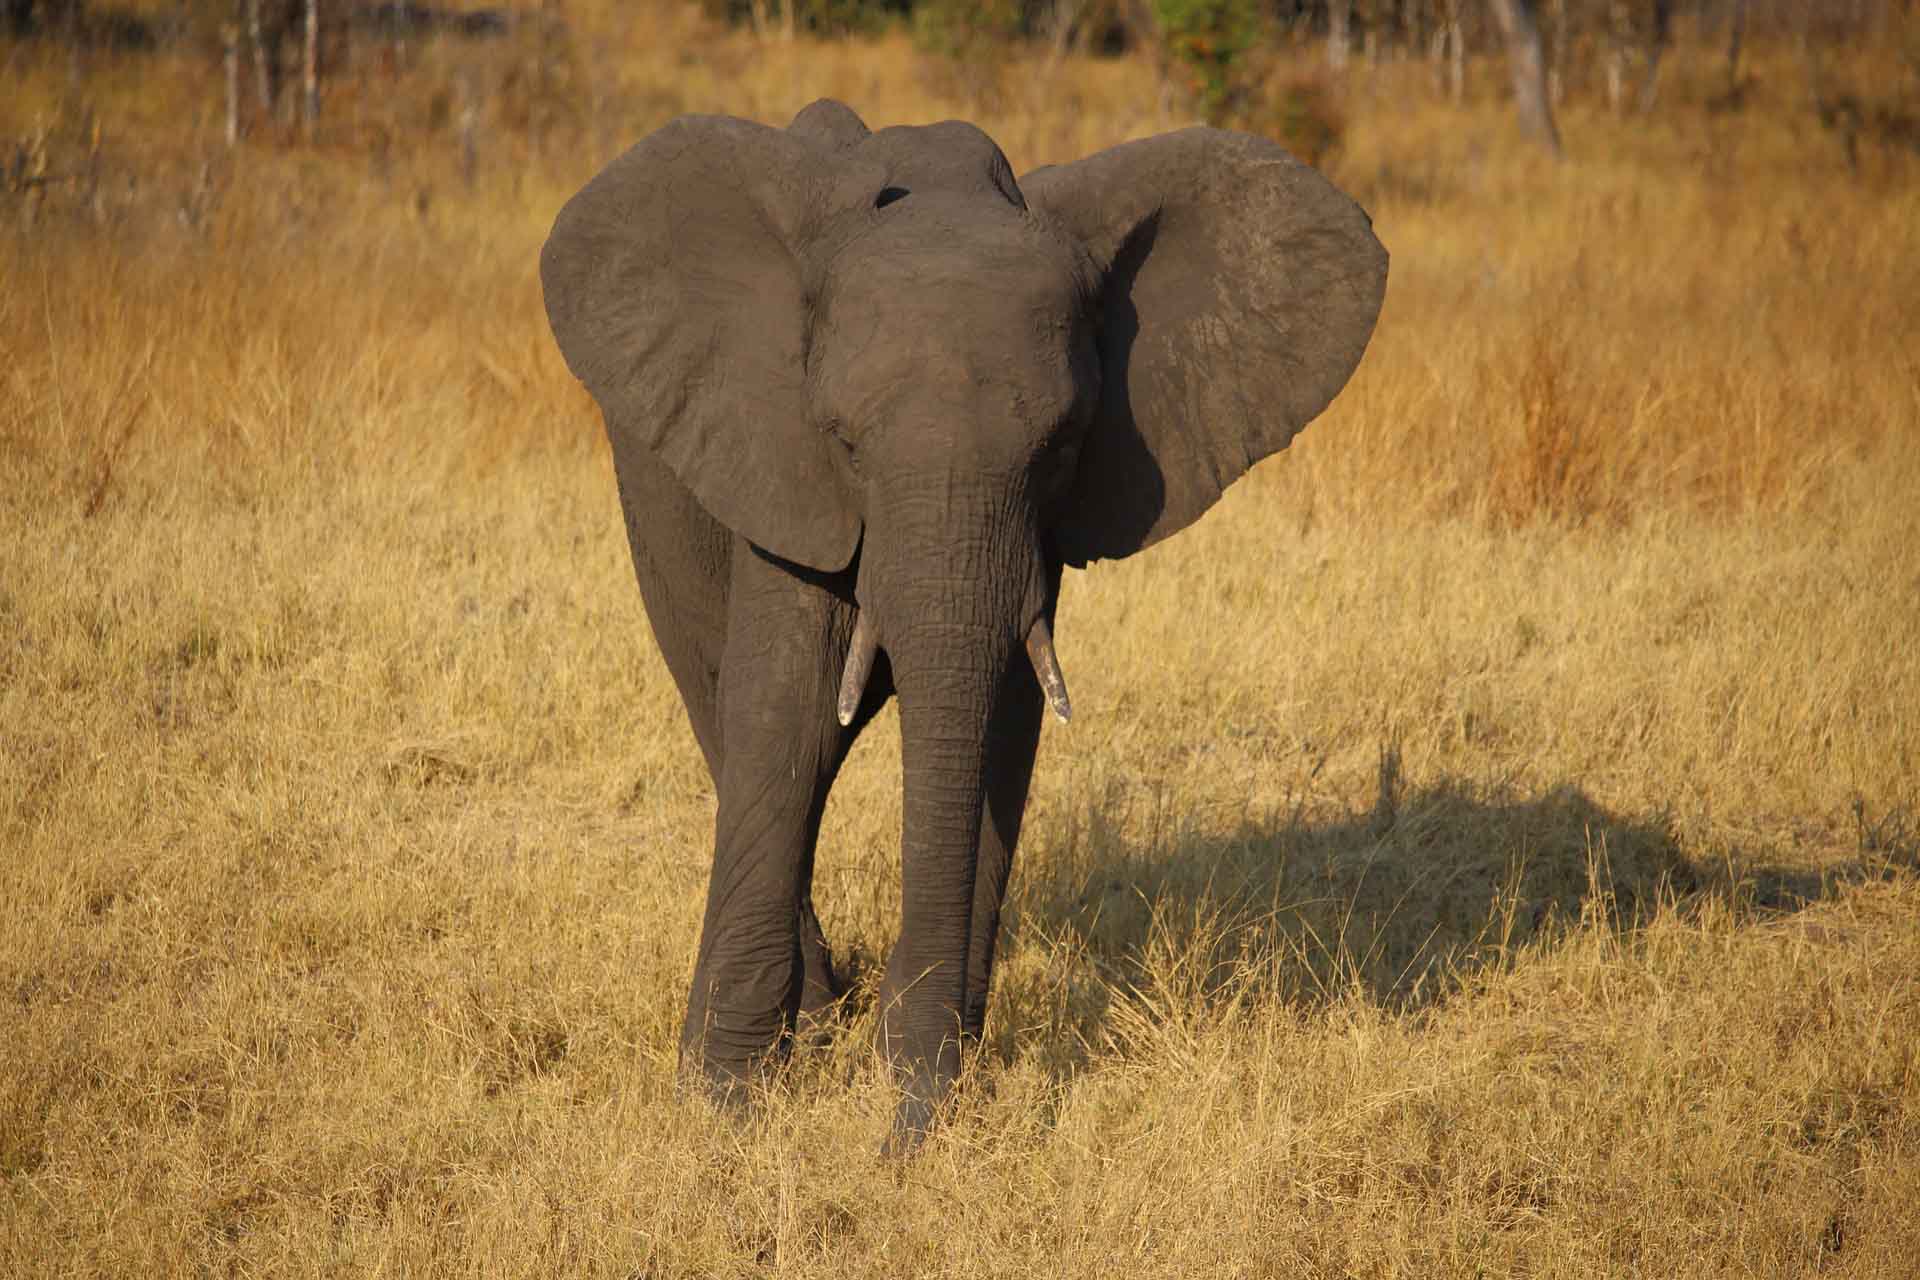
4 4 1919 1274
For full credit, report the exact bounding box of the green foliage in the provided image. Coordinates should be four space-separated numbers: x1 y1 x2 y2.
1151 0 1262 125
910 0 1026 62
1242 69 1345 166
704 0 911 38
908 0 1038 111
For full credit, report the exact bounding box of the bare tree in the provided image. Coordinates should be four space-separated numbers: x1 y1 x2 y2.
743 0 770 40
1608 0 1674 114
1043 0 1088 65
1486 0 1564 156
230 0 315 129
1640 0 1674 113
1445 0 1465 102
245 0 272 113
1605 0 1630 110
223 21 241 146
1724 0 1748 91
1547 0 1565 104
301 0 318 134
1436 0 1459 99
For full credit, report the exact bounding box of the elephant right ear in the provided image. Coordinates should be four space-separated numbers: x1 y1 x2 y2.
540 114 864 572
1023 129 1388 567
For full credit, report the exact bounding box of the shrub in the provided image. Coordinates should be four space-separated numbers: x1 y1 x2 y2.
1151 0 1262 126
1239 64 1345 165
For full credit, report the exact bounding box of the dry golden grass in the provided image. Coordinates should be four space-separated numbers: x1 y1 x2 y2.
4 11 1919 1276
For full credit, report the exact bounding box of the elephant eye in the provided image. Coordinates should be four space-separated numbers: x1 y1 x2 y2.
874 186 910 210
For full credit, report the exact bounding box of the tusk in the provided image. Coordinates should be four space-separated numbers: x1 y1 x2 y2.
836 611 879 727
1025 617 1072 724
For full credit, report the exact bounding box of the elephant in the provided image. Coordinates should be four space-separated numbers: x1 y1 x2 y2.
539 98 1387 1153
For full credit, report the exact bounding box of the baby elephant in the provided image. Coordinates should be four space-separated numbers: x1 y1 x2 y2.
540 99 1386 1152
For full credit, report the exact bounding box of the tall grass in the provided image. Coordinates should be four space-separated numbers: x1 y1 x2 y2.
3 12 1918 1276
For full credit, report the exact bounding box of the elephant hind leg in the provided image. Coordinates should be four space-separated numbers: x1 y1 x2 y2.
797 646 896 1042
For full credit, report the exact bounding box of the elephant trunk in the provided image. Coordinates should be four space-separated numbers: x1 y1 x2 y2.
840 609 1067 727
838 576 1068 727
882 617 1004 1099
853 482 1055 1136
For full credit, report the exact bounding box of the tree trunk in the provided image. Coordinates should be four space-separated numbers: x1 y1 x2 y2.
1548 0 1565 106
1636 0 1673 115
223 23 240 146
1445 0 1465 102
1605 0 1626 115
1725 0 1747 88
245 0 272 113
1329 0 1351 71
302 0 318 136
1043 0 1084 77
1485 0 1563 157
459 96 477 187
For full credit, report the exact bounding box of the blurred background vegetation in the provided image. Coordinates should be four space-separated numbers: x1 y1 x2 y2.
5 0 1916 215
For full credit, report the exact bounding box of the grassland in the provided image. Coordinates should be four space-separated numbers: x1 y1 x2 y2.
3 9 1919 1275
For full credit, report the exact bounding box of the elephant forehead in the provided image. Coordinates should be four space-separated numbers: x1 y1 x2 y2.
810 272 1090 444
808 203 1097 435
822 203 1091 319
857 122 1025 208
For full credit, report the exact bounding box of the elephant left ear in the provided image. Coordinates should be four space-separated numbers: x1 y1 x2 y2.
1022 129 1388 566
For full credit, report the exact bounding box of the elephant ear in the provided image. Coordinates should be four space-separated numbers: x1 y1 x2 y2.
1022 129 1388 566
540 114 863 572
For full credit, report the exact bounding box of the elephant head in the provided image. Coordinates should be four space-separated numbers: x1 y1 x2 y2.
540 100 1386 1144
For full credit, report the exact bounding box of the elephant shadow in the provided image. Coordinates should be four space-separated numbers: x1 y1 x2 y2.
970 753 1914 1084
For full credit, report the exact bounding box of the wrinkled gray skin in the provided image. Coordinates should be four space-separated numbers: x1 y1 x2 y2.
540 99 1386 1153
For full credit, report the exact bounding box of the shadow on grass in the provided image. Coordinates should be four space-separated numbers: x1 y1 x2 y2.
791 755 1915 1108
976 751 1917 1083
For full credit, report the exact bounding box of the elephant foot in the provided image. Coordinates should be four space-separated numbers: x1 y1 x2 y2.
881 1092 938 1158
795 945 850 1049
677 1024 792 1115
877 1058 957 1158
676 1054 758 1115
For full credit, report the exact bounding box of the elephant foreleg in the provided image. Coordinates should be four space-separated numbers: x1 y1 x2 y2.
680 543 858 1096
611 443 733 781
611 448 855 1034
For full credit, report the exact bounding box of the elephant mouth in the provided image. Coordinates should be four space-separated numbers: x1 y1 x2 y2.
835 611 1071 727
